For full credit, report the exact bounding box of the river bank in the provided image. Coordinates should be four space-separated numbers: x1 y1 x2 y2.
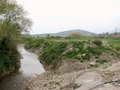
25 60 120 90
24 38 120 90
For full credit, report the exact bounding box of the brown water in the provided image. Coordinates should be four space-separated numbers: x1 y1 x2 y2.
0 45 45 90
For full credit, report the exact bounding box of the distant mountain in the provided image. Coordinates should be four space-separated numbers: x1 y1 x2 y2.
31 29 96 37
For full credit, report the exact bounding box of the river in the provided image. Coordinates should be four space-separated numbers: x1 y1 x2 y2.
0 45 45 90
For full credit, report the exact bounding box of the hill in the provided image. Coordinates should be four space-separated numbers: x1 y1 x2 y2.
31 29 96 37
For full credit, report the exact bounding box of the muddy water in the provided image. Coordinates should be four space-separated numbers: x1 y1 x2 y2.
0 45 45 90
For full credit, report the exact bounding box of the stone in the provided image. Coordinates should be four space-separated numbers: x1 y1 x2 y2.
90 62 96 66
75 72 103 90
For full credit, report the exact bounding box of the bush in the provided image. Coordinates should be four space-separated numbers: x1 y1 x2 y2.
0 37 20 77
39 41 68 69
93 40 102 46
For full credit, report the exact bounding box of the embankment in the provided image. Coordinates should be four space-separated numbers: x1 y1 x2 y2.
25 38 120 72
24 38 120 90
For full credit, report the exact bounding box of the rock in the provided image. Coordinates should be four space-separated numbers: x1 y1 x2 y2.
73 83 82 89
75 72 103 90
90 62 96 66
65 44 74 51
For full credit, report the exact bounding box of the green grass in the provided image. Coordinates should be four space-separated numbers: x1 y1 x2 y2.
25 37 120 69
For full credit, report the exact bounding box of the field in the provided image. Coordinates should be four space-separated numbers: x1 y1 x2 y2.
24 37 120 71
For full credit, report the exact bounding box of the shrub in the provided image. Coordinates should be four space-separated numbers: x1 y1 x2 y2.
93 40 102 46
0 37 20 77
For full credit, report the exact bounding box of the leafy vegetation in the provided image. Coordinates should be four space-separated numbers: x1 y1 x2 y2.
0 37 20 75
25 37 120 70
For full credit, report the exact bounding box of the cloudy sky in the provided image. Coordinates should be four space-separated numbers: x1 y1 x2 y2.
17 0 120 34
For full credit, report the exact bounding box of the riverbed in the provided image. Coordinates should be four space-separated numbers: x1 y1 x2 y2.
0 45 45 90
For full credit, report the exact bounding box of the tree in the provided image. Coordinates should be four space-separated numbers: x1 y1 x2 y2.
46 34 50 37
0 0 32 41
69 32 83 38
0 0 32 77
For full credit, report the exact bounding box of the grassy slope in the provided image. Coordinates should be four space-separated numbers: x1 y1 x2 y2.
25 37 120 71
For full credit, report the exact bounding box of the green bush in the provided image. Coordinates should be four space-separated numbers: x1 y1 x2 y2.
0 38 20 77
25 38 46 49
39 41 67 69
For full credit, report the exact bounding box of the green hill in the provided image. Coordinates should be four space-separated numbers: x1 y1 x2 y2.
31 29 96 37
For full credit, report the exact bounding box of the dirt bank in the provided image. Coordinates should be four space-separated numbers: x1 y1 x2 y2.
24 39 120 90
25 56 120 90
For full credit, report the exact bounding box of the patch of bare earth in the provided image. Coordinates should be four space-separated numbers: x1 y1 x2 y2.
24 52 120 90
25 70 85 90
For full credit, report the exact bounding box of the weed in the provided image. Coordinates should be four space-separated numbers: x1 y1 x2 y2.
25 37 120 70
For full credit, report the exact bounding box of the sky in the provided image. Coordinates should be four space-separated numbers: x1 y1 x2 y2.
17 0 120 34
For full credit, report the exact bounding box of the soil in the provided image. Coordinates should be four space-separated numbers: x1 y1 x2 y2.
25 56 120 90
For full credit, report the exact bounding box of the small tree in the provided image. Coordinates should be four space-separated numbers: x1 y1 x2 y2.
0 0 32 76
69 32 83 38
0 0 32 42
46 34 50 37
